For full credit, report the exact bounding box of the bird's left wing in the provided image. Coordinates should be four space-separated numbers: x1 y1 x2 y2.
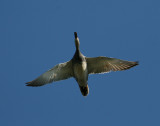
26 60 73 86
86 56 138 74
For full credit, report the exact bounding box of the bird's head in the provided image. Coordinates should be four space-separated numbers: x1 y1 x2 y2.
74 32 80 50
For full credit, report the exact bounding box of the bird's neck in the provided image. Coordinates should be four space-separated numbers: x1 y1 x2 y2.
75 48 80 57
72 48 82 62
75 38 80 50
76 45 80 51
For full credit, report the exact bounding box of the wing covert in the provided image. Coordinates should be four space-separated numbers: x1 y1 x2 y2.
26 60 73 86
86 57 138 74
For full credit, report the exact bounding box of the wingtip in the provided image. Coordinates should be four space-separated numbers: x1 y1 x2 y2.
25 84 30 86
128 61 139 69
25 81 32 86
119 60 139 71
25 83 36 87
135 61 139 66
25 81 42 87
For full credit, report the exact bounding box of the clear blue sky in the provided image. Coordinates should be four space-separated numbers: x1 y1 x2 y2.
0 0 160 126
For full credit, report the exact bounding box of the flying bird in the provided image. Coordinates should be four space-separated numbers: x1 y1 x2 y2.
26 32 138 96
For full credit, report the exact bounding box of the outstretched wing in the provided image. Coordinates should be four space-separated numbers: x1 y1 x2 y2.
86 56 138 74
26 60 73 86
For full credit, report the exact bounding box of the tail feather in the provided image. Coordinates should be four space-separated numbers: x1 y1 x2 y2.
79 85 89 96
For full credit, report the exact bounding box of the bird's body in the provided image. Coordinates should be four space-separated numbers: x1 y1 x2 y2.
73 61 88 86
26 32 138 96
72 50 89 96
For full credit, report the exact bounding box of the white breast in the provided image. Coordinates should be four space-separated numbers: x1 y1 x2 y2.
73 61 88 86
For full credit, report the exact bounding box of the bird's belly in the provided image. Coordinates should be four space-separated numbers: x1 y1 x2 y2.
73 62 88 86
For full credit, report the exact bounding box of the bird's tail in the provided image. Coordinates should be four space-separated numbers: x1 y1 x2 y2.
79 85 89 96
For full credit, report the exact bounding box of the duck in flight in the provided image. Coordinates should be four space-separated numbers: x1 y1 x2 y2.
26 32 138 96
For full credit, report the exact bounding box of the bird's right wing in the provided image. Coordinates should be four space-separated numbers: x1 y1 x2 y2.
86 56 138 74
26 60 73 86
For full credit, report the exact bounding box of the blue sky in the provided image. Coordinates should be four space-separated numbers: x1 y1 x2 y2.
0 0 160 126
